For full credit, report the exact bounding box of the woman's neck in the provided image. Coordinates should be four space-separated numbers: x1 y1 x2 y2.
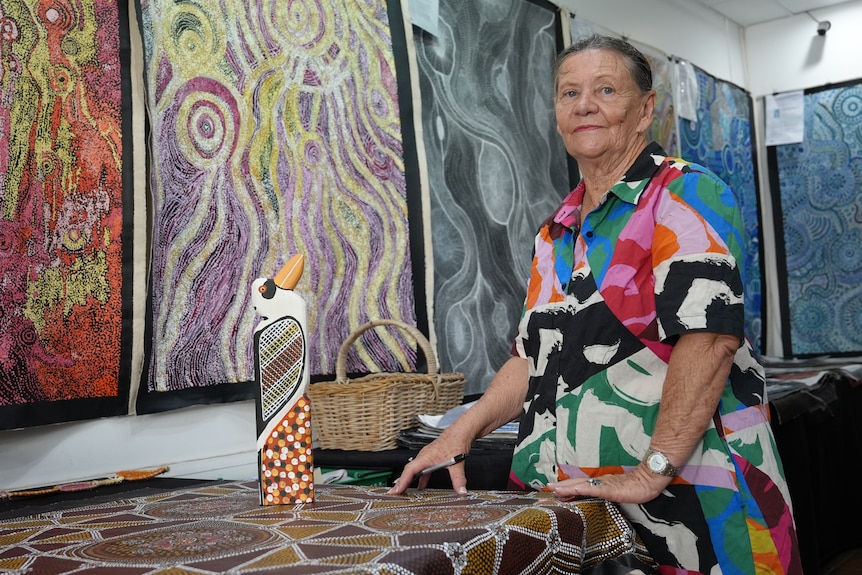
578 139 648 204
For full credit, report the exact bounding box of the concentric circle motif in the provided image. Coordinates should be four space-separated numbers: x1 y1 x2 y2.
303 138 323 166
37 150 59 181
173 77 238 165
838 293 862 345
165 3 222 68
49 65 74 95
831 228 862 273
62 226 87 252
365 506 510 531
790 297 832 350
187 98 226 158
278 0 327 49
43 4 73 31
833 89 862 125
60 35 79 55
176 93 231 162
145 493 259 518
782 218 815 272
75 521 277 564
18 325 38 346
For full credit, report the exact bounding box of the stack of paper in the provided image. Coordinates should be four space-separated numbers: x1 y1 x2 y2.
397 401 519 449
761 355 862 400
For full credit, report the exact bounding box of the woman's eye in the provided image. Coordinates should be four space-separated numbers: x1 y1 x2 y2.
602 86 614 95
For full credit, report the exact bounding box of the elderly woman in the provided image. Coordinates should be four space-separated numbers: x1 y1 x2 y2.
390 35 802 574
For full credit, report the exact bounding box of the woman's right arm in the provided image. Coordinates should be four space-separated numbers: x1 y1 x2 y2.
387 356 529 494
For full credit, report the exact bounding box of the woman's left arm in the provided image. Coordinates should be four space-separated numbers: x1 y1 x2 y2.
548 330 739 504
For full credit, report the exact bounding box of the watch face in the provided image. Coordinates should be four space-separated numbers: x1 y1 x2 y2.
648 452 666 473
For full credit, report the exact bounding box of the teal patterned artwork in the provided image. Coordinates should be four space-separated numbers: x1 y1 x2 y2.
770 80 862 356
680 67 765 354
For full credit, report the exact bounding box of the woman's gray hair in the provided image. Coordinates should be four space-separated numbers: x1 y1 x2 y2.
553 34 653 95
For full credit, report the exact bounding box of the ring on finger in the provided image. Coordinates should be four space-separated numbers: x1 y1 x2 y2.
587 478 602 486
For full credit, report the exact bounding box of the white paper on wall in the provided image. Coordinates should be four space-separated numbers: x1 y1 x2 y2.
674 60 699 123
409 0 439 36
765 91 804 146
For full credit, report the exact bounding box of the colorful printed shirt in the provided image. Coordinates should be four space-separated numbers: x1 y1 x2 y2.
509 143 802 574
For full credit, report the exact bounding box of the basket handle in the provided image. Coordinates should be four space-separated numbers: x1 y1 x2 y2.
335 319 438 382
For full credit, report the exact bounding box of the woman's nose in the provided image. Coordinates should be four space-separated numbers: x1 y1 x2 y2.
572 94 597 114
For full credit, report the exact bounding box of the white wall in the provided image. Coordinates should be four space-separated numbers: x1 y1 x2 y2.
555 0 747 87
745 1 862 97
0 402 258 491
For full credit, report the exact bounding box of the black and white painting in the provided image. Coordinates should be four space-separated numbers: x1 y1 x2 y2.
414 0 570 395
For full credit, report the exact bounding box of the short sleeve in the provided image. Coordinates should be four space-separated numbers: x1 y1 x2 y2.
653 169 746 342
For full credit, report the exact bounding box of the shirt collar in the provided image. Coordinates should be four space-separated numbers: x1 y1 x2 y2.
553 142 667 229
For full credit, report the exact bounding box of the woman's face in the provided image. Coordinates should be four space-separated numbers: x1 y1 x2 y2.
554 49 653 164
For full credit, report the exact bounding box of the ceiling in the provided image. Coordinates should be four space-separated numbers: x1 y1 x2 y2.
691 0 853 26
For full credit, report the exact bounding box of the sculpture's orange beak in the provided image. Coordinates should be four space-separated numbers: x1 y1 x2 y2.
274 253 304 290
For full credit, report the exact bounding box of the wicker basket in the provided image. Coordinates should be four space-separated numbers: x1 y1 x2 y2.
308 319 465 451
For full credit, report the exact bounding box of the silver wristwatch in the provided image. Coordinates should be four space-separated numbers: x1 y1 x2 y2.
642 448 679 477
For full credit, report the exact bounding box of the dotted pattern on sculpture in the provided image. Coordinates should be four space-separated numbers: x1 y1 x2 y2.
259 395 313 504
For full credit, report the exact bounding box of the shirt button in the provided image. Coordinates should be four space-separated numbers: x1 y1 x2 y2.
585 231 594 238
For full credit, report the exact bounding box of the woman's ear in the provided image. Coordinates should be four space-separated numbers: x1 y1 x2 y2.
639 90 657 132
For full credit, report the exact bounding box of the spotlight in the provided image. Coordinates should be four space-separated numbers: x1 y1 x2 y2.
817 21 831 36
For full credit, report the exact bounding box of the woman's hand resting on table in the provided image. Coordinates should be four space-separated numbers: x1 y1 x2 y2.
547 464 674 504
386 434 472 496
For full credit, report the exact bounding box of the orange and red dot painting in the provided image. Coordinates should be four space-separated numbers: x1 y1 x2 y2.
0 0 132 428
